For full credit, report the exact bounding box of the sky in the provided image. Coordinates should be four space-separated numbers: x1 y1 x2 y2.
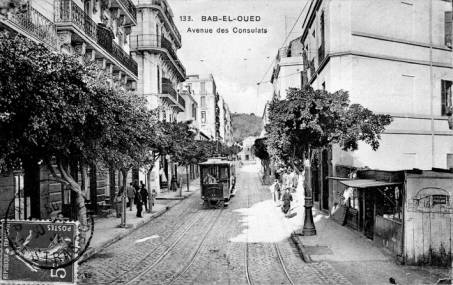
170 0 309 115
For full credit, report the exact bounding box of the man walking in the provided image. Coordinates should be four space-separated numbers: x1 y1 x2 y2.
134 188 143 218
126 182 135 211
140 181 149 212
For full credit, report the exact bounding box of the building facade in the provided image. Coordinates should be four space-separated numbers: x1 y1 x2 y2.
270 37 304 99
184 74 219 141
299 0 453 210
130 0 186 193
0 0 139 219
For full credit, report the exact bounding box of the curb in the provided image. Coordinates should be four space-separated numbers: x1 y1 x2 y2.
79 189 197 264
155 188 199 201
290 232 313 263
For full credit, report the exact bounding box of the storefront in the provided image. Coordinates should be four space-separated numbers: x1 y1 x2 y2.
330 169 453 266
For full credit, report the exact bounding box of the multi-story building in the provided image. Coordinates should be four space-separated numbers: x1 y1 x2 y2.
184 74 220 141
223 103 234 146
300 0 453 207
0 0 139 219
130 0 186 192
299 0 453 265
218 95 225 142
270 37 304 99
177 89 198 134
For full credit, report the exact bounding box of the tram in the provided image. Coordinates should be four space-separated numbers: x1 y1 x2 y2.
199 158 236 208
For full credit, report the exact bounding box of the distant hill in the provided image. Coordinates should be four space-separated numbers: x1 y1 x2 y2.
231 113 262 143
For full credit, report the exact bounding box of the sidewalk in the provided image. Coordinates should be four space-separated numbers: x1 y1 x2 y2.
290 208 450 285
79 179 200 263
156 180 200 200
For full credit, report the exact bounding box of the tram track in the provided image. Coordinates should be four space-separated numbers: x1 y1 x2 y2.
123 211 206 285
243 171 295 285
92 199 204 284
166 208 225 285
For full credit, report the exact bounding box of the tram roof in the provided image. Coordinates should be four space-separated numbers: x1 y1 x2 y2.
199 157 234 165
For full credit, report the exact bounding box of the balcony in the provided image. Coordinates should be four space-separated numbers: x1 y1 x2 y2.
130 33 186 80
162 82 177 101
112 0 137 25
1 5 58 49
55 0 137 76
178 94 185 109
135 0 181 46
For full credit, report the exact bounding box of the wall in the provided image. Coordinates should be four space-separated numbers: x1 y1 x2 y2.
404 171 453 266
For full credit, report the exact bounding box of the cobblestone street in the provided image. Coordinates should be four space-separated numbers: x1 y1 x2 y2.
78 164 352 284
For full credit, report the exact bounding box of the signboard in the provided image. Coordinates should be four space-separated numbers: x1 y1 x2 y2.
432 195 448 206
1 220 78 284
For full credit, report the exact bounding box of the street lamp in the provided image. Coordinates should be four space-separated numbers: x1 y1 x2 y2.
301 158 316 235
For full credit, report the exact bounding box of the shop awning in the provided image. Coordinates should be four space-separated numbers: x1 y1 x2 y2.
339 179 402 188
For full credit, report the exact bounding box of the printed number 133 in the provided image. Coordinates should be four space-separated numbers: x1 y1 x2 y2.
180 16 193 21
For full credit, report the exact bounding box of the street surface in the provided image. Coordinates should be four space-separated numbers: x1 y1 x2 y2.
78 165 351 285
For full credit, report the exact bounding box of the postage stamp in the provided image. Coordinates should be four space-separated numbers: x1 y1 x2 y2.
1 220 78 284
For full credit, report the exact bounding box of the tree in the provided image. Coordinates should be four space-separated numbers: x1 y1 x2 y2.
0 32 156 230
266 86 392 235
253 138 271 184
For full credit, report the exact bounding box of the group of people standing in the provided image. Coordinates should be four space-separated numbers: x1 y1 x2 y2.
270 167 304 217
123 181 151 218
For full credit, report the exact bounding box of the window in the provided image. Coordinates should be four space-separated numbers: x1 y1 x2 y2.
200 81 206 94
192 104 197 119
201 96 206 107
447 154 453 169
445 11 452 47
441 80 452 116
376 186 403 222
201 111 206 123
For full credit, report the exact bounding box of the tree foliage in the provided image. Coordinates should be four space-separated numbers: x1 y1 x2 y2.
265 86 392 168
0 32 158 224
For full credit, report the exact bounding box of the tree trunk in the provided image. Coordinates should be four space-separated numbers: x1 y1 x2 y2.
146 167 154 213
120 168 129 227
109 166 116 211
186 165 190 192
89 164 97 214
23 159 40 219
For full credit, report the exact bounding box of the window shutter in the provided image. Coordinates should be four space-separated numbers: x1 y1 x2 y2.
445 11 452 47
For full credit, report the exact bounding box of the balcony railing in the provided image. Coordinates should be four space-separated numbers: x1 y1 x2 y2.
55 0 137 76
136 0 181 43
55 0 97 40
116 0 137 23
178 94 185 108
130 34 185 78
162 82 177 101
5 5 58 49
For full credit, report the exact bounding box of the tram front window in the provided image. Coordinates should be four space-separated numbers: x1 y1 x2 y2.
203 169 218 184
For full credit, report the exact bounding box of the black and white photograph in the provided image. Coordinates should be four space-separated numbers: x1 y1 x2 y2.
1 0 453 284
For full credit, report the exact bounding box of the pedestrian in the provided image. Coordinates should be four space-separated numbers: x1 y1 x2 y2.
270 178 281 205
134 188 143 218
281 188 293 216
116 186 125 218
126 182 135 211
140 181 149 212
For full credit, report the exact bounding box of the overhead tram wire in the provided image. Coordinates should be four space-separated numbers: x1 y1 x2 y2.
256 0 311 88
